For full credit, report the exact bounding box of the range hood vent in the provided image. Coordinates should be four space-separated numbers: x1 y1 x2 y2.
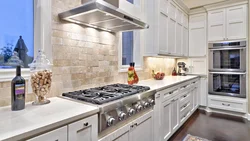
58 0 149 32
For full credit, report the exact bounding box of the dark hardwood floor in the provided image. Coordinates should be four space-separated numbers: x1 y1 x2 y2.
169 110 250 141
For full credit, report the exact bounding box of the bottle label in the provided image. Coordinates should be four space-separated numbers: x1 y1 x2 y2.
15 84 25 95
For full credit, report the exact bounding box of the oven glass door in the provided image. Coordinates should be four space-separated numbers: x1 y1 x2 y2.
209 72 246 98
213 49 240 69
209 48 246 72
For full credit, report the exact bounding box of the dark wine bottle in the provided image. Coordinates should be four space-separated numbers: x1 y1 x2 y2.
11 66 25 111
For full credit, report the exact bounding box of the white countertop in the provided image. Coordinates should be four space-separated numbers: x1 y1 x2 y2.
0 97 99 141
138 75 199 91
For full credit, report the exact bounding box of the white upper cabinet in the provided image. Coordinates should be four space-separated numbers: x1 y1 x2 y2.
208 4 247 42
226 5 247 40
168 17 177 55
159 13 169 54
182 27 189 56
189 13 207 57
144 0 189 57
208 9 226 41
188 58 207 75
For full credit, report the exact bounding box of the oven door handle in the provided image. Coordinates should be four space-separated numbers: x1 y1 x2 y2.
209 47 246 50
209 72 246 75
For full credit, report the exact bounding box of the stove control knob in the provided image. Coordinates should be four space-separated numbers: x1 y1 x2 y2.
107 117 115 127
128 108 136 116
148 98 155 105
135 103 143 112
119 112 127 121
141 101 150 108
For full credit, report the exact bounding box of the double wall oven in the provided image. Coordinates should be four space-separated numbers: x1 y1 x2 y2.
208 41 247 98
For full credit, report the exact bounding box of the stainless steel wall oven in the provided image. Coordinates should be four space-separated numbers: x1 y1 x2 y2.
208 72 246 98
208 41 247 98
209 41 246 72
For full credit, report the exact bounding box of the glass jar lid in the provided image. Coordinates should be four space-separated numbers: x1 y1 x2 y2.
29 50 52 69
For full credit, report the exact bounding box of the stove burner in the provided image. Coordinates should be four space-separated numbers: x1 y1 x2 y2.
62 84 150 104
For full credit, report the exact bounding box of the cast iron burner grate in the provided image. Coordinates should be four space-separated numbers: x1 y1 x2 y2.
62 84 150 104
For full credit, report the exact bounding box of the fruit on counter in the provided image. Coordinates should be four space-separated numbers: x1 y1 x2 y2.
152 70 165 80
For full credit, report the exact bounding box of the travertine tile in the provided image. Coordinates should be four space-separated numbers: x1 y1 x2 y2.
0 0 176 107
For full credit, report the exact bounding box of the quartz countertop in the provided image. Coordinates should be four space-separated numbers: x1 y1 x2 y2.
138 75 199 92
0 97 99 141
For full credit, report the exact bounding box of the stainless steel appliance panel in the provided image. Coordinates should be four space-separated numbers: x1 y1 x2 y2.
208 72 246 98
209 47 246 72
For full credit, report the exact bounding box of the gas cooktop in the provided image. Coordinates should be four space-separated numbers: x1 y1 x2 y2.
62 84 150 104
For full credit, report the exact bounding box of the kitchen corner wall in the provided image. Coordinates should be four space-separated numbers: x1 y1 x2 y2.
0 0 176 107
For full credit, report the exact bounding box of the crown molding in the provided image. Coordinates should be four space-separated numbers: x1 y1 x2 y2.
173 0 190 14
204 0 248 11
189 7 207 15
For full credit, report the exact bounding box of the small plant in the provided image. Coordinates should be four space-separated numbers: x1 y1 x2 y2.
1 43 13 62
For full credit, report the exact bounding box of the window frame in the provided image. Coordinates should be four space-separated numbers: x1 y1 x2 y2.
0 0 52 82
118 0 144 72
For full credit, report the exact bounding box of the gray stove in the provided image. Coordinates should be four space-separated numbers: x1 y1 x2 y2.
62 83 155 133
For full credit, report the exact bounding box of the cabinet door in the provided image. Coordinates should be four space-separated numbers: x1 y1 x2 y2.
168 18 176 55
176 23 183 56
160 0 169 15
131 111 153 141
208 9 226 41
159 13 168 54
200 77 207 106
27 126 67 141
68 115 98 141
226 5 247 40
171 97 179 133
182 27 188 56
98 124 130 141
193 86 199 110
189 13 206 57
161 100 172 140
190 58 207 75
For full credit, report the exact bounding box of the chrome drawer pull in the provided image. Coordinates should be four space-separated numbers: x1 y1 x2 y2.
222 103 230 106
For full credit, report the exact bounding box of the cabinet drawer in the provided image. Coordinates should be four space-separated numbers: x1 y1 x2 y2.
180 108 191 124
68 114 98 141
161 87 180 102
179 84 191 93
27 126 67 141
179 92 191 104
180 102 191 118
208 97 247 113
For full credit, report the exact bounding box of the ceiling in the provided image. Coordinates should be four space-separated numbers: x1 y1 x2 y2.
183 0 228 8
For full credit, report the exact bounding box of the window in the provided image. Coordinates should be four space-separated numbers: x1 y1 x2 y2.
0 0 34 68
119 0 143 71
0 0 51 81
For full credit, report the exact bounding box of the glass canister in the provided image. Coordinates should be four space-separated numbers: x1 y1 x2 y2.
29 50 52 105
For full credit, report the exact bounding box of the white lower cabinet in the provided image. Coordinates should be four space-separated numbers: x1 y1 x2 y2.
156 78 200 141
130 111 154 141
170 97 179 133
99 111 153 141
200 77 207 106
161 100 172 140
27 114 98 141
68 114 98 141
27 126 67 141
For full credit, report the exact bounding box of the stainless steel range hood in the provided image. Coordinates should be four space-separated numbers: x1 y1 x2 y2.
58 0 149 32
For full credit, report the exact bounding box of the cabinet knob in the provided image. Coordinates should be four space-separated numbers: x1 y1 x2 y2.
83 122 89 126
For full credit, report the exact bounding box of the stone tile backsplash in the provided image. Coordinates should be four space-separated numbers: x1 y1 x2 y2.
0 0 176 107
